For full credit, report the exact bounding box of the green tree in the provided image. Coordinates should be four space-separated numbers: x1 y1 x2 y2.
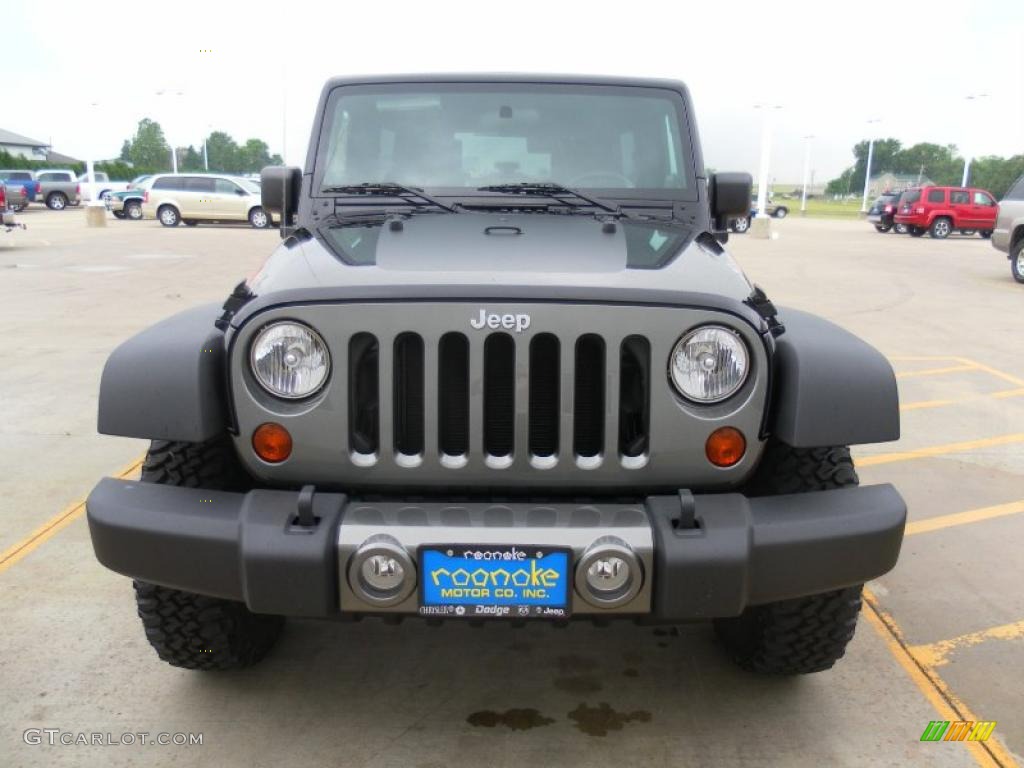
969 154 1024 199
119 139 132 162
237 138 273 173
846 138 902 194
205 131 241 173
177 145 204 171
127 118 171 170
891 142 961 185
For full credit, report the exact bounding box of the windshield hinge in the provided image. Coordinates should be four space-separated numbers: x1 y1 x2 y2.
746 284 785 337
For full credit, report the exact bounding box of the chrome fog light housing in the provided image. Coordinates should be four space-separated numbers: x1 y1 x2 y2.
575 538 643 608
348 536 416 606
669 325 749 403
250 321 330 399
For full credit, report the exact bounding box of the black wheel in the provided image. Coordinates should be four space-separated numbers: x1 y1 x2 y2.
249 206 270 229
714 442 863 674
731 216 751 234
183 220 199 227
46 192 68 210
908 225 926 237
960 229 976 236
929 217 952 239
158 205 180 227
1011 240 1024 284
874 223 892 233
125 201 142 220
134 438 281 671
772 206 788 219
893 223 908 234
113 211 125 219
979 230 992 239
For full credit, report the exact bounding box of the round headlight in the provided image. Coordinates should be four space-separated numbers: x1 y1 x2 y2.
669 326 749 403
250 321 330 399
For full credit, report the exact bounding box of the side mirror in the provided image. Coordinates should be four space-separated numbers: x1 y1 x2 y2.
709 172 753 233
260 165 301 232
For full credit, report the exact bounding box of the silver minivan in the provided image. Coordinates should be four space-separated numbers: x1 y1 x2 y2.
143 174 271 228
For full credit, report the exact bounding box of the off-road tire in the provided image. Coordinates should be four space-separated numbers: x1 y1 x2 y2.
714 441 863 674
714 586 864 674
134 438 281 670
134 582 283 671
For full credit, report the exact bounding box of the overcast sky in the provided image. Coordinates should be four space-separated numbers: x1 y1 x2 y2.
7 0 1022 184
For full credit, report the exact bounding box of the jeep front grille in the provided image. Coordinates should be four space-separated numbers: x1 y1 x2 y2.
230 303 769 490
344 329 650 471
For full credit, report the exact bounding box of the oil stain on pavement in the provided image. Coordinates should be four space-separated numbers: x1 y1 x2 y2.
567 702 652 737
466 709 556 731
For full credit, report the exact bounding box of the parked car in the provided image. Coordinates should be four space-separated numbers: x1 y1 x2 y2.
1 180 28 212
34 169 81 210
77 171 130 202
894 186 998 239
1 184 27 231
107 176 154 220
991 173 1024 283
87 74 905 676
867 193 906 233
729 198 788 233
142 173 271 228
0 170 39 210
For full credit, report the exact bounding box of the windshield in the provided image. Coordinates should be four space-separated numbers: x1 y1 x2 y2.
316 84 692 198
237 178 260 194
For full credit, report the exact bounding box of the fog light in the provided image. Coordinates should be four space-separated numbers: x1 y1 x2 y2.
252 422 292 463
348 537 416 606
575 538 643 609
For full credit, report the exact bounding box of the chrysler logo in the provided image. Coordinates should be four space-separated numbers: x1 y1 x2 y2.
470 309 531 333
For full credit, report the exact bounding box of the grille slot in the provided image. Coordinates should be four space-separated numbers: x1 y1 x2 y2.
438 332 469 456
618 336 651 458
573 334 605 458
393 333 424 456
348 333 379 455
483 333 515 457
528 334 560 457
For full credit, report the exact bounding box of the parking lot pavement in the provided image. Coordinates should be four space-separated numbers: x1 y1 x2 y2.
2 210 1021 767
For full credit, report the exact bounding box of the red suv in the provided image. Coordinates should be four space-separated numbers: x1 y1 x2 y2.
894 186 998 239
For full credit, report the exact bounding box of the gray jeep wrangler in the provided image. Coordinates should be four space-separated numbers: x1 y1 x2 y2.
87 75 906 675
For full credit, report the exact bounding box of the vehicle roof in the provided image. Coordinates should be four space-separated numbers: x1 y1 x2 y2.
322 73 690 90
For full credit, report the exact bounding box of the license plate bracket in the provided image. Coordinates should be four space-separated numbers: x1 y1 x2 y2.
418 544 572 619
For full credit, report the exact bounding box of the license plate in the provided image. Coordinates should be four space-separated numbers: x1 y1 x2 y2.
419 545 571 618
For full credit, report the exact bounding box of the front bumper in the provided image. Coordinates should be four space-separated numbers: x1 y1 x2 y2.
86 478 906 620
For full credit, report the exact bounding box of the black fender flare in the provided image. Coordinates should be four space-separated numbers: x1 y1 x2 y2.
769 308 899 447
97 304 226 442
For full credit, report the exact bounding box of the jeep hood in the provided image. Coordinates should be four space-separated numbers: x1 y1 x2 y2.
247 212 754 304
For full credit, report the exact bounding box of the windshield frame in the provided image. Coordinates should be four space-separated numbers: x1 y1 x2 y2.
311 81 700 205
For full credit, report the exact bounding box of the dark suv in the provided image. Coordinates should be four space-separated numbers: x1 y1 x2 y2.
867 193 905 233
86 75 905 677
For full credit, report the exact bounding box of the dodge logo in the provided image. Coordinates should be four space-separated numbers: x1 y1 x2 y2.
470 309 531 333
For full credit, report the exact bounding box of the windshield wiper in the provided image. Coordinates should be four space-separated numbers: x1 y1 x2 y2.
476 182 627 216
320 183 458 213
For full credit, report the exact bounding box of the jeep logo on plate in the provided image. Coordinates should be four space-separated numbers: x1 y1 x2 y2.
470 309 531 333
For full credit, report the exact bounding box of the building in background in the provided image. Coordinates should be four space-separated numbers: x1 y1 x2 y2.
0 128 50 160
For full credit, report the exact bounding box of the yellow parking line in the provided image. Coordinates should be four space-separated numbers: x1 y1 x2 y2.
895 364 978 380
955 358 1024 388
863 590 1017 768
858 433 1024 467
900 388 1024 412
0 456 144 574
905 500 1024 536
910 620 1024 669
888 355 963 362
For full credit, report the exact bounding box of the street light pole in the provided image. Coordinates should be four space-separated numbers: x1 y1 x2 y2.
753 104 782 219
155 89 185 173
860 118 881 213
800 134 814 214
961 93 989 187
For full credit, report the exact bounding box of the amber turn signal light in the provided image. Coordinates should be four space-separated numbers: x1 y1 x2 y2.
252 422 292 463
705 427 746 467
